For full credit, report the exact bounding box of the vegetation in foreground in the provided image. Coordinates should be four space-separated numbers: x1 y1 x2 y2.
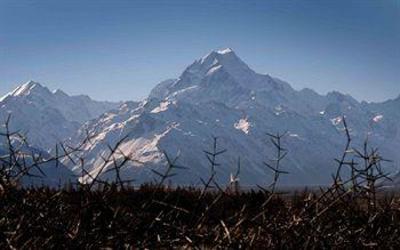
1 184 400 249
1 115 399 249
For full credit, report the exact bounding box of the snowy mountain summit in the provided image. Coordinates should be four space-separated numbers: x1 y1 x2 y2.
8 80 44 97
66 48 400 186
1 49 400 186
152 48 291 104
0 80 120 149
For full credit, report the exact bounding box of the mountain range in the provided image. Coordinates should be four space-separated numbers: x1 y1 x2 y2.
1 48 399 186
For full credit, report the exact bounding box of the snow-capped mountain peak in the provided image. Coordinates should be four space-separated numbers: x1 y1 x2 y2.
195 48 255 79
0 81 120 149
151 48 289 104
68 48 400 186
10 80 51 97
216 47 234 54
13 80 38 93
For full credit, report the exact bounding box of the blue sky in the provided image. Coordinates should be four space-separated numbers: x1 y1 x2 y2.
0 0 399 102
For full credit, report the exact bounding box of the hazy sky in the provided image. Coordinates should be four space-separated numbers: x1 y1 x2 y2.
0 0 399 102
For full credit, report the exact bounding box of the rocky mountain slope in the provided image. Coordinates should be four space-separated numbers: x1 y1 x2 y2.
65 49 400 186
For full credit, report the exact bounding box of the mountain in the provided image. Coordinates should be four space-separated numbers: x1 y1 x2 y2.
1 50 398 187
66 48 400 186
0 81 120 150
0 133 76 187
0 80 123 186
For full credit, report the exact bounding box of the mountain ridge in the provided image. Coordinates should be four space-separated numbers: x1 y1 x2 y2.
0 80 121 150
61 48 400 186
1 48 399 186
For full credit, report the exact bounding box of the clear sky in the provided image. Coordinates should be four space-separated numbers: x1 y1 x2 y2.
0 0 399 102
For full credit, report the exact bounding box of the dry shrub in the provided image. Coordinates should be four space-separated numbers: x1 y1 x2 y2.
1 115 399 249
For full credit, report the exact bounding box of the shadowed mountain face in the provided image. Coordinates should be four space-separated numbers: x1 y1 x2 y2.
1 49 399 186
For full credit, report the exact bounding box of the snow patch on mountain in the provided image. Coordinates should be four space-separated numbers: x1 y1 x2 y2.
217 48 234 54
207 65 223 76
372 114 384 123
331 116 343 126
234 118 251 134
151 101 170 113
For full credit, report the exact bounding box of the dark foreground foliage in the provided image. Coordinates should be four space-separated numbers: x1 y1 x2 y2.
1 185 400 249
1 115 400 249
